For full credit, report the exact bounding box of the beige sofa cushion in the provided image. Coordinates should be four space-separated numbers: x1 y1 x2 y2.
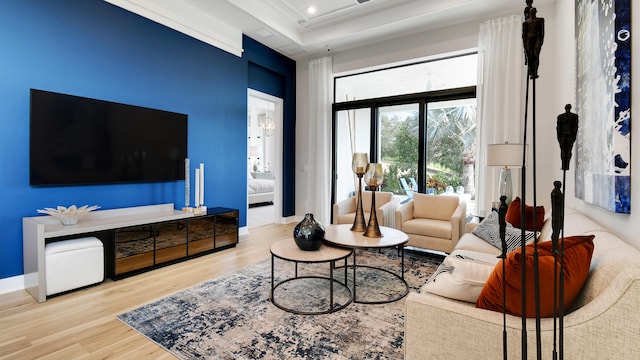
402 218 451 239
413 194 459 220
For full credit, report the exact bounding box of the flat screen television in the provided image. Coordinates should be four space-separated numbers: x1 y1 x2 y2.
30 89 187 186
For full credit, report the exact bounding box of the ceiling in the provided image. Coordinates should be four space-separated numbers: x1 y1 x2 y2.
108 0 555 60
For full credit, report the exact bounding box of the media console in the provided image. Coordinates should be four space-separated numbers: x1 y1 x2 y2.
23 203 238 303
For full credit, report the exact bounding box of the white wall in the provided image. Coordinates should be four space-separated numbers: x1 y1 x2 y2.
295 2 640 250
553 0 640 250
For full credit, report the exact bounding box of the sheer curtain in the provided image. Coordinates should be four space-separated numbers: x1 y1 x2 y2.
306 56 333 224
476 15 526 213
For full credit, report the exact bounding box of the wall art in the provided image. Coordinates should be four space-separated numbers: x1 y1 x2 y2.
575 0 631 213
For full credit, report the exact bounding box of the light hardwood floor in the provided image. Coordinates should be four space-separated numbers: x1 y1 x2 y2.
0 222 295 359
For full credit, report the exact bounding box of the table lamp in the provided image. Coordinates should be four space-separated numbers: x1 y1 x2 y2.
486 143 524 205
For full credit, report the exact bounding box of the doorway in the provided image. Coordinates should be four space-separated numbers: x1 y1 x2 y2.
247 89 283 229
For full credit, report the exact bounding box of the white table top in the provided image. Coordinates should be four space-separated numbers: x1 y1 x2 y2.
324 224 408 249
270 239 352 262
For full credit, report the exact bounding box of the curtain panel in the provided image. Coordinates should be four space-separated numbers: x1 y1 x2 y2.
307 56 333 224
477 15 527 212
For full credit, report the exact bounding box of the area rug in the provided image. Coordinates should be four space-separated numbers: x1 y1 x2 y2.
118 247 443 359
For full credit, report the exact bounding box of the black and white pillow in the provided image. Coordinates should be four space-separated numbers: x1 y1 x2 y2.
472 211 536 253
422 250 498 303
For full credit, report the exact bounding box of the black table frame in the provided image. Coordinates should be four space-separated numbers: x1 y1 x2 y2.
270 248 353 315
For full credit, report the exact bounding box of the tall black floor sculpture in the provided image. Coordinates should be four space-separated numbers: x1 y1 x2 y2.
553 104 579 360
521 1 545 358
502 3 576 359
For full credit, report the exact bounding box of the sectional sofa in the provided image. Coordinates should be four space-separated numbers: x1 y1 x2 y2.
405 208 640 359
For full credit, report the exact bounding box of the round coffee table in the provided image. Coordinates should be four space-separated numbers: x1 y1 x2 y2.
270 239 353 314
323 224 409 304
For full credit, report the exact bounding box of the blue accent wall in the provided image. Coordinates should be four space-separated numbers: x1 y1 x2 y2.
245 37 296 217
0 0 296 280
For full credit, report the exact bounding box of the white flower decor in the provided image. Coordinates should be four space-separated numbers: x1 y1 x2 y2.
37 205 100 225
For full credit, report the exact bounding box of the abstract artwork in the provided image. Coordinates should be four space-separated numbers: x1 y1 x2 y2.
575 0 631 213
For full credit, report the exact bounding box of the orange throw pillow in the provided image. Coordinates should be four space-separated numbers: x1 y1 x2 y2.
505 196 545 231
476 235 595 318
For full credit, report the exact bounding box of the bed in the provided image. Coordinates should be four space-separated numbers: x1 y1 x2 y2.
248 172 274 205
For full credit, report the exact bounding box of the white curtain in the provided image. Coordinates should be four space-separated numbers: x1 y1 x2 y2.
307 56 333 224
476 15 527 212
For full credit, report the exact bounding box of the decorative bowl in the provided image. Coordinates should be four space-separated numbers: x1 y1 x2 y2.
37 205 100 225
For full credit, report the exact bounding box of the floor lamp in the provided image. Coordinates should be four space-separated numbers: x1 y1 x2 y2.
486 143 524 206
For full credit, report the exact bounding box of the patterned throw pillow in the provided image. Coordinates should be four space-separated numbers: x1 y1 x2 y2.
422 251 497 303
472 211 536 253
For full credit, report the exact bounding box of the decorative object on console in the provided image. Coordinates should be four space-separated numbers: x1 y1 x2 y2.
486 142 524 205
363 163 384 238
37 205 100 226
293 213 325 251
350 153 368 232
183 158 192 212
193 162 206 215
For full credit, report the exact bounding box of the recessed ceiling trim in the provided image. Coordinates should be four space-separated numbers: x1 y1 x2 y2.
104 0 244 57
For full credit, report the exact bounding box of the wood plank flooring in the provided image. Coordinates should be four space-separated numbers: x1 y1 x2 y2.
0 223 296 359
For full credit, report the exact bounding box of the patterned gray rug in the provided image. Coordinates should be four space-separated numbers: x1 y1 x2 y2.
118 247 443 359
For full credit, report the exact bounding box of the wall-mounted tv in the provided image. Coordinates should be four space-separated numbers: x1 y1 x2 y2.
30 89 187 186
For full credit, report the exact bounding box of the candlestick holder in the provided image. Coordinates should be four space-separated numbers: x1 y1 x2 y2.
363 163 384 238
351 153 368 232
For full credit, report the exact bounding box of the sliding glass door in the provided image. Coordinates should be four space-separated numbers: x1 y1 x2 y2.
426 98 477 196
332 88 476 214
331 53 478 218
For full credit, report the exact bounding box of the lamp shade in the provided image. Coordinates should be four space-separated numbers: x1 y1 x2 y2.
249 146 259 157
486 143 525 167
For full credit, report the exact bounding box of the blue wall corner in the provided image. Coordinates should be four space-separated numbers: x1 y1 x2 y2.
0 0 296 279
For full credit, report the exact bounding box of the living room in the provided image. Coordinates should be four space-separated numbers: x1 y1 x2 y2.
1 0 639 358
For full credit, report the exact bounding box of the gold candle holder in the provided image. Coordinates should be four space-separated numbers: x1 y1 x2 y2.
350 153 368 232
363 163 384 238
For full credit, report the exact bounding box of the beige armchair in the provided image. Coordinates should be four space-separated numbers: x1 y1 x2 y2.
333 191 396 227
394 193 466 253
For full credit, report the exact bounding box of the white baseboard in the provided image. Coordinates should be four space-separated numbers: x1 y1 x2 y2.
0 275 25 295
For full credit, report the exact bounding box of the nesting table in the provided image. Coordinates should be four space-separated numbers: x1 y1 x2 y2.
270 239 353 315
324 224 409 304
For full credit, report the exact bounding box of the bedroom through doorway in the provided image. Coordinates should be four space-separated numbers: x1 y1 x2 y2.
247 90 283 229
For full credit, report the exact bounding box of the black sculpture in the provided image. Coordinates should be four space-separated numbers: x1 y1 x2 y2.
556 104 579 170
498 195 509 360
522 6 544 79
550 180 564 248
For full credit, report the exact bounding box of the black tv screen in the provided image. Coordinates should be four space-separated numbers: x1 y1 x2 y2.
30 89 187 186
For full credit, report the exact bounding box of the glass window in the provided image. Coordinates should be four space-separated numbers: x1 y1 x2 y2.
426 99 477 195
335 53 477 102
378 104 420 195
332 53 478 219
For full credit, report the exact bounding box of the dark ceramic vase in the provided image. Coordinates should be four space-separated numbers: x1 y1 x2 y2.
293 213 325 251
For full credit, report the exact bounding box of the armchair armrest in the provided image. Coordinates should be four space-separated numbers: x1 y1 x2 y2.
394 200 414 230
378 197 399 228
450 201 466 248
332 197 356 224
